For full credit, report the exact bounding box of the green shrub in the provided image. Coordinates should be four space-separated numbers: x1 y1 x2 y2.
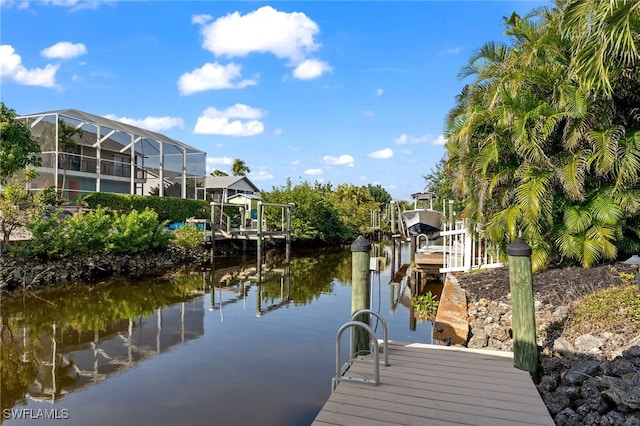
22 206 171 259
413 291 440 320
171 224 205 250
83 193 209 223
107 208 171 254
24 209 69 258
65 207 113 254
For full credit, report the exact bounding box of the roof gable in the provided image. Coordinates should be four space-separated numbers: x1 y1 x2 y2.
204 176 259 192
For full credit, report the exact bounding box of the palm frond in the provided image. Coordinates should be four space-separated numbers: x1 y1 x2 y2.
587 126 623 176
555 232 581 260
588 195 623 226
563 205 592 234
557 152 587 201
487 205 522 241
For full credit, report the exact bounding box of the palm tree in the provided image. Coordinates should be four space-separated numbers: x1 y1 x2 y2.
231 159 250 176
57 119 82 198
560 0 640 98
444 4 640 269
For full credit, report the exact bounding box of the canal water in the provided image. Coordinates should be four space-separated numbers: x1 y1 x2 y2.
1 242 434 426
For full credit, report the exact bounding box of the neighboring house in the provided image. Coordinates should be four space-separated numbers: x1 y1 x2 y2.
204 176 260 203
17 109 207 200
227 193 262 228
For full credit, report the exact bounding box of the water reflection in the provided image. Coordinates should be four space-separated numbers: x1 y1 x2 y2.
1 243 431 425
1 280 208 412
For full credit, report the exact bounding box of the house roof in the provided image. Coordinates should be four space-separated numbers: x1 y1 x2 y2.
18 108 205 155
204 176 260 192
228 193 262 201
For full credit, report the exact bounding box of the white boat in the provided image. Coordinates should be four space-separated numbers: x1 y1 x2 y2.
401 191 443 238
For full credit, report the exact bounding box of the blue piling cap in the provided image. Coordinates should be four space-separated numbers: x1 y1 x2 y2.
351 235 371 252
507 237 532 256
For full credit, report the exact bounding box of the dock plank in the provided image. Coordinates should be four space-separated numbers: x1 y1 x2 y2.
312 341 554 426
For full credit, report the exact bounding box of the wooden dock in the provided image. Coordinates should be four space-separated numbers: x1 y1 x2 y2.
312 341 554 426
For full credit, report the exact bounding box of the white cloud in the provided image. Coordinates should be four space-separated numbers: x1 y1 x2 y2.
274 128 283 135
103 114 184 132
39 0 113 12
208 157 233 166
206 157 232 174
41 41 87 59
194 118 264 136
304 168 323 175
191 14 212 25
393 133 430 145
291 160 300 167
201 104 263 119
249 170 273 181
361 110 374 117
323 154 354 167
199 6 319 63
178 62 257 95
292 58 332 80
394 134 408 145
433 134 447 145
368 148 394 159
0 44 58 87
197 6 331 78
439 47 462 55
193 104 265 136
0 1 30 10
376 88 383 96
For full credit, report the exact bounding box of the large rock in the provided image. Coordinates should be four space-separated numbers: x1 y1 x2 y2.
601 373 640 412
563 360 600 385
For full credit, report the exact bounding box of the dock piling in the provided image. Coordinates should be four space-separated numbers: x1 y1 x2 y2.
507 238 539 380
351 235 371 356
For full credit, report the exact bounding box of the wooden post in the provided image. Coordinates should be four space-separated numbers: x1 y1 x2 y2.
507 238 539 380
351 235 371 356
210 202 216 258
390 201 396 235
256 201 263 266
285 205 292 262
391 237 396 278
410 235 416 265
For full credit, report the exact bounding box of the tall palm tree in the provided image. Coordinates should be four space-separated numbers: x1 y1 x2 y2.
57 119 82 197
444 4 640 269
231 159 250 176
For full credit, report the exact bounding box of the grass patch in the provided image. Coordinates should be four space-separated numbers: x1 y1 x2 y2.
565 284 640 338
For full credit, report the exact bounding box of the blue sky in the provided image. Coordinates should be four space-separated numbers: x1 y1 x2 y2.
1 0 547 200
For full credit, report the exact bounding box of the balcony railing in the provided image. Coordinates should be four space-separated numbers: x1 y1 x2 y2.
39 153 145 179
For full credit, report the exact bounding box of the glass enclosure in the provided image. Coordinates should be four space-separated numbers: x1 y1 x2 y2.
17 109 206 200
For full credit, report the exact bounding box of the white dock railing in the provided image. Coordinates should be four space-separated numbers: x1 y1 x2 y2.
439 221 503 273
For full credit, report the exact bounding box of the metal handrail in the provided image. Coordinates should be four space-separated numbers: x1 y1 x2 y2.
333 321 380 391
351 309 389 367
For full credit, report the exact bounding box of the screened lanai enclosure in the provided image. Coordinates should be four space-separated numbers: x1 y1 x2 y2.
17 109 207 200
